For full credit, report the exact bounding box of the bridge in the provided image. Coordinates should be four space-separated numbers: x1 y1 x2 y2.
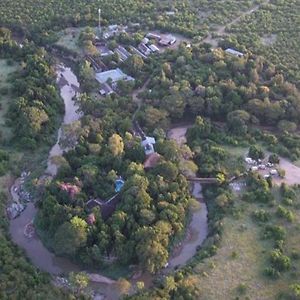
187 177 218 184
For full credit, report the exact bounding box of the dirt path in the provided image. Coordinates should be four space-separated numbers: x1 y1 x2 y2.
132 78 150 122
203 0 270 47
167 124 193 146
259 152 300 186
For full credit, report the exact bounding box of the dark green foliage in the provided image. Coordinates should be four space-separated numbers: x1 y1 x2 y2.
248 145 264 160
252 209 270 223
270 249 291 272
269 153 280 164
0 29 63 145
263 225 286 241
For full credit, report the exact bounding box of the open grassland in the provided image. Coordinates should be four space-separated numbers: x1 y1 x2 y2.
195 187 300 299
0 59 19 140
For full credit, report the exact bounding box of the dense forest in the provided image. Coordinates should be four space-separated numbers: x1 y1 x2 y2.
0 0 260 39
132 45 300 161
35 91 195 274
225 0 300 84
0 28 63 148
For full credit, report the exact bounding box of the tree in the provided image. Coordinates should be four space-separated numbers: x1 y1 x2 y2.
268 153 280 164
278 120 297 133
248 145 264 160
277 168 286 178
154 161 178 181
136 281 145 291
270 249 291 272
227 110 250 135
108 133 124 156
53 217 88 256
126 54 144 74
289 284 300 299
69 272 89 295
114 278 131 296
144 106 169 129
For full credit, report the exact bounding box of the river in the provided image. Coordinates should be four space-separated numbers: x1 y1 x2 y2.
9 65 83 274
9 66 209 299
167 125 208 268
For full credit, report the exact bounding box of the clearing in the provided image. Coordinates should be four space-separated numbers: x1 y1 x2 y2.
0 59 19 140
196 186 300 299
55 27 87 54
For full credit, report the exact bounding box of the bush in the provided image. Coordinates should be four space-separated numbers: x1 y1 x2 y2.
264 267 280 279
263 225 286 241
252 209 270 223
269 153 280 164
248 145 264 160
276 205 294 222
270 249 291 272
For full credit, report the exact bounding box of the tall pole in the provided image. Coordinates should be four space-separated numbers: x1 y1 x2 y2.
98 8 101 37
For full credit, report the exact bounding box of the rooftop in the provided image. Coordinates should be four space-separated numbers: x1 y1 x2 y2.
225 48 244 57
95 68 134 84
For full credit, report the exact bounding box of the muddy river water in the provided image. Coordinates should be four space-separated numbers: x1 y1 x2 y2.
9 66 208 298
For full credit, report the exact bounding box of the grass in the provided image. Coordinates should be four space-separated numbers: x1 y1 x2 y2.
222 145 248 158
0 59 19 140
56 27 94 55
193 186 300 299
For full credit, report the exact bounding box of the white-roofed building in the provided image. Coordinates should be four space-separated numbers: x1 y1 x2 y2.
95 68 134 84
225 48 244 58
141 136 156 155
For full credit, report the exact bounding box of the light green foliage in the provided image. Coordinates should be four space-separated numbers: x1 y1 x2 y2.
109 133 124 157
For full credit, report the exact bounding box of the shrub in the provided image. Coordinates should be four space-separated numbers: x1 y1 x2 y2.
264 267 280 279
236 283 247 295
263 225 286 241
282 197 293 206
252 209 270 223
276 205 294 222
269 153 280 164
270 249 291 272
248 145 264 160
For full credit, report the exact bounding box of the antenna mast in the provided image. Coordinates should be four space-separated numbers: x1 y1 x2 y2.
98 8 101 36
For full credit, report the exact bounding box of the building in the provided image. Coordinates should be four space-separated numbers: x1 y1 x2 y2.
95 44 114 57
159 35 176 46
149 44 160 53
86 195 121 220
142 37 150 44
165 11 176 16
130 46 148 59
141 136 156 155
115 177 125 193
225 48 244 58
146 33 161 40
138 43 151 56
99 82 114 96
95 68 135 85
115 46 131 61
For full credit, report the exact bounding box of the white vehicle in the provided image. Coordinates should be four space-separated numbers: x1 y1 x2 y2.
245 157 253 164
270 169 278 176
258 164 266 170
264 174 271 179
251 166 258 171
